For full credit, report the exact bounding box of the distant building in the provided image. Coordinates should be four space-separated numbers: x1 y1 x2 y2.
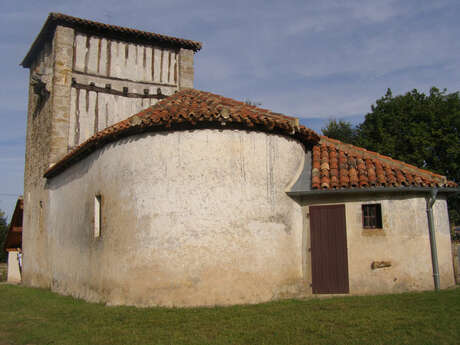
20 13 459 307
4 197 23 283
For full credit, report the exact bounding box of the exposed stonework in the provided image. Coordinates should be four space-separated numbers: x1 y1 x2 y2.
50 26 74 163
178 48 194 89
371 261 392 269
23 37 55 288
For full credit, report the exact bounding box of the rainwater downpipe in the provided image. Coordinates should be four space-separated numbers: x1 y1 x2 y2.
426 188 440 291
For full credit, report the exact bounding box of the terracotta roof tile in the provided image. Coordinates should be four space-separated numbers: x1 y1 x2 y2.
22 13 202 67
313 136 457 190
45 89 320 178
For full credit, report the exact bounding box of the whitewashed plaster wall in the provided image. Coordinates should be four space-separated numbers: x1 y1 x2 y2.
67 85 174 147
73 33 179 83
46 130 307 307
302 194 455 294
69 32 186 148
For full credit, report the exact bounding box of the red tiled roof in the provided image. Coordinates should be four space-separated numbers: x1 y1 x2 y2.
44 89 320 178
21 13 202 68
312 136 457 190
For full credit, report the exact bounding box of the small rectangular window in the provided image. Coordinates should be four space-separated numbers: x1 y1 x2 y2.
94 195 101 238
362 204 382 229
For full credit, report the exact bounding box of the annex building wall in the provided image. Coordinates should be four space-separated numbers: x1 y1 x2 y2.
301 194 455 295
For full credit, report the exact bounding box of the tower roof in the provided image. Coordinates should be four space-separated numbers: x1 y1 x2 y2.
21 12 202 68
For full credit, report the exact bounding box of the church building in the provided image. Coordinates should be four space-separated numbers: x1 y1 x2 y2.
20 13 458 307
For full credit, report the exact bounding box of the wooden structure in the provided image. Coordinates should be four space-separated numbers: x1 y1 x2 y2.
310 204 349 294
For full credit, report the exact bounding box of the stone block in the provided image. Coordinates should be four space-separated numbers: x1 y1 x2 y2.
179 48 194 89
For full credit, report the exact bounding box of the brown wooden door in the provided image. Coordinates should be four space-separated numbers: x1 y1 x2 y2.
309 204 349 294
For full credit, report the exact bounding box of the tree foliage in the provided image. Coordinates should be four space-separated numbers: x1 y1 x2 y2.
357 87 460 225
244 99 262 107
321 119 358 144
322 87 460 225
0 210 8 262
357 88 460 179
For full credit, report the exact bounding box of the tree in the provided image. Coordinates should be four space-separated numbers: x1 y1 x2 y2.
244 99 262 107
355 87 460 225
0 210 8 262
321 119 358 144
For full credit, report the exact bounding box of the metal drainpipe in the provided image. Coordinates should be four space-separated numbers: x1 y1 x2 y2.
426 188 440 291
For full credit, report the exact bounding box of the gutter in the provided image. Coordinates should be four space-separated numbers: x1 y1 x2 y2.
426 189 440 291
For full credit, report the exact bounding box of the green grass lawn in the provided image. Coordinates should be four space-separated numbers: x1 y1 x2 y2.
0 285 459 345
0 264 7 282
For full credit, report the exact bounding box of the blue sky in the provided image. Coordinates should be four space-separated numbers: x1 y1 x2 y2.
1 0 460 219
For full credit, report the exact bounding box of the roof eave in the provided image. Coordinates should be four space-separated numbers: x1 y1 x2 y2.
287 186 460 198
